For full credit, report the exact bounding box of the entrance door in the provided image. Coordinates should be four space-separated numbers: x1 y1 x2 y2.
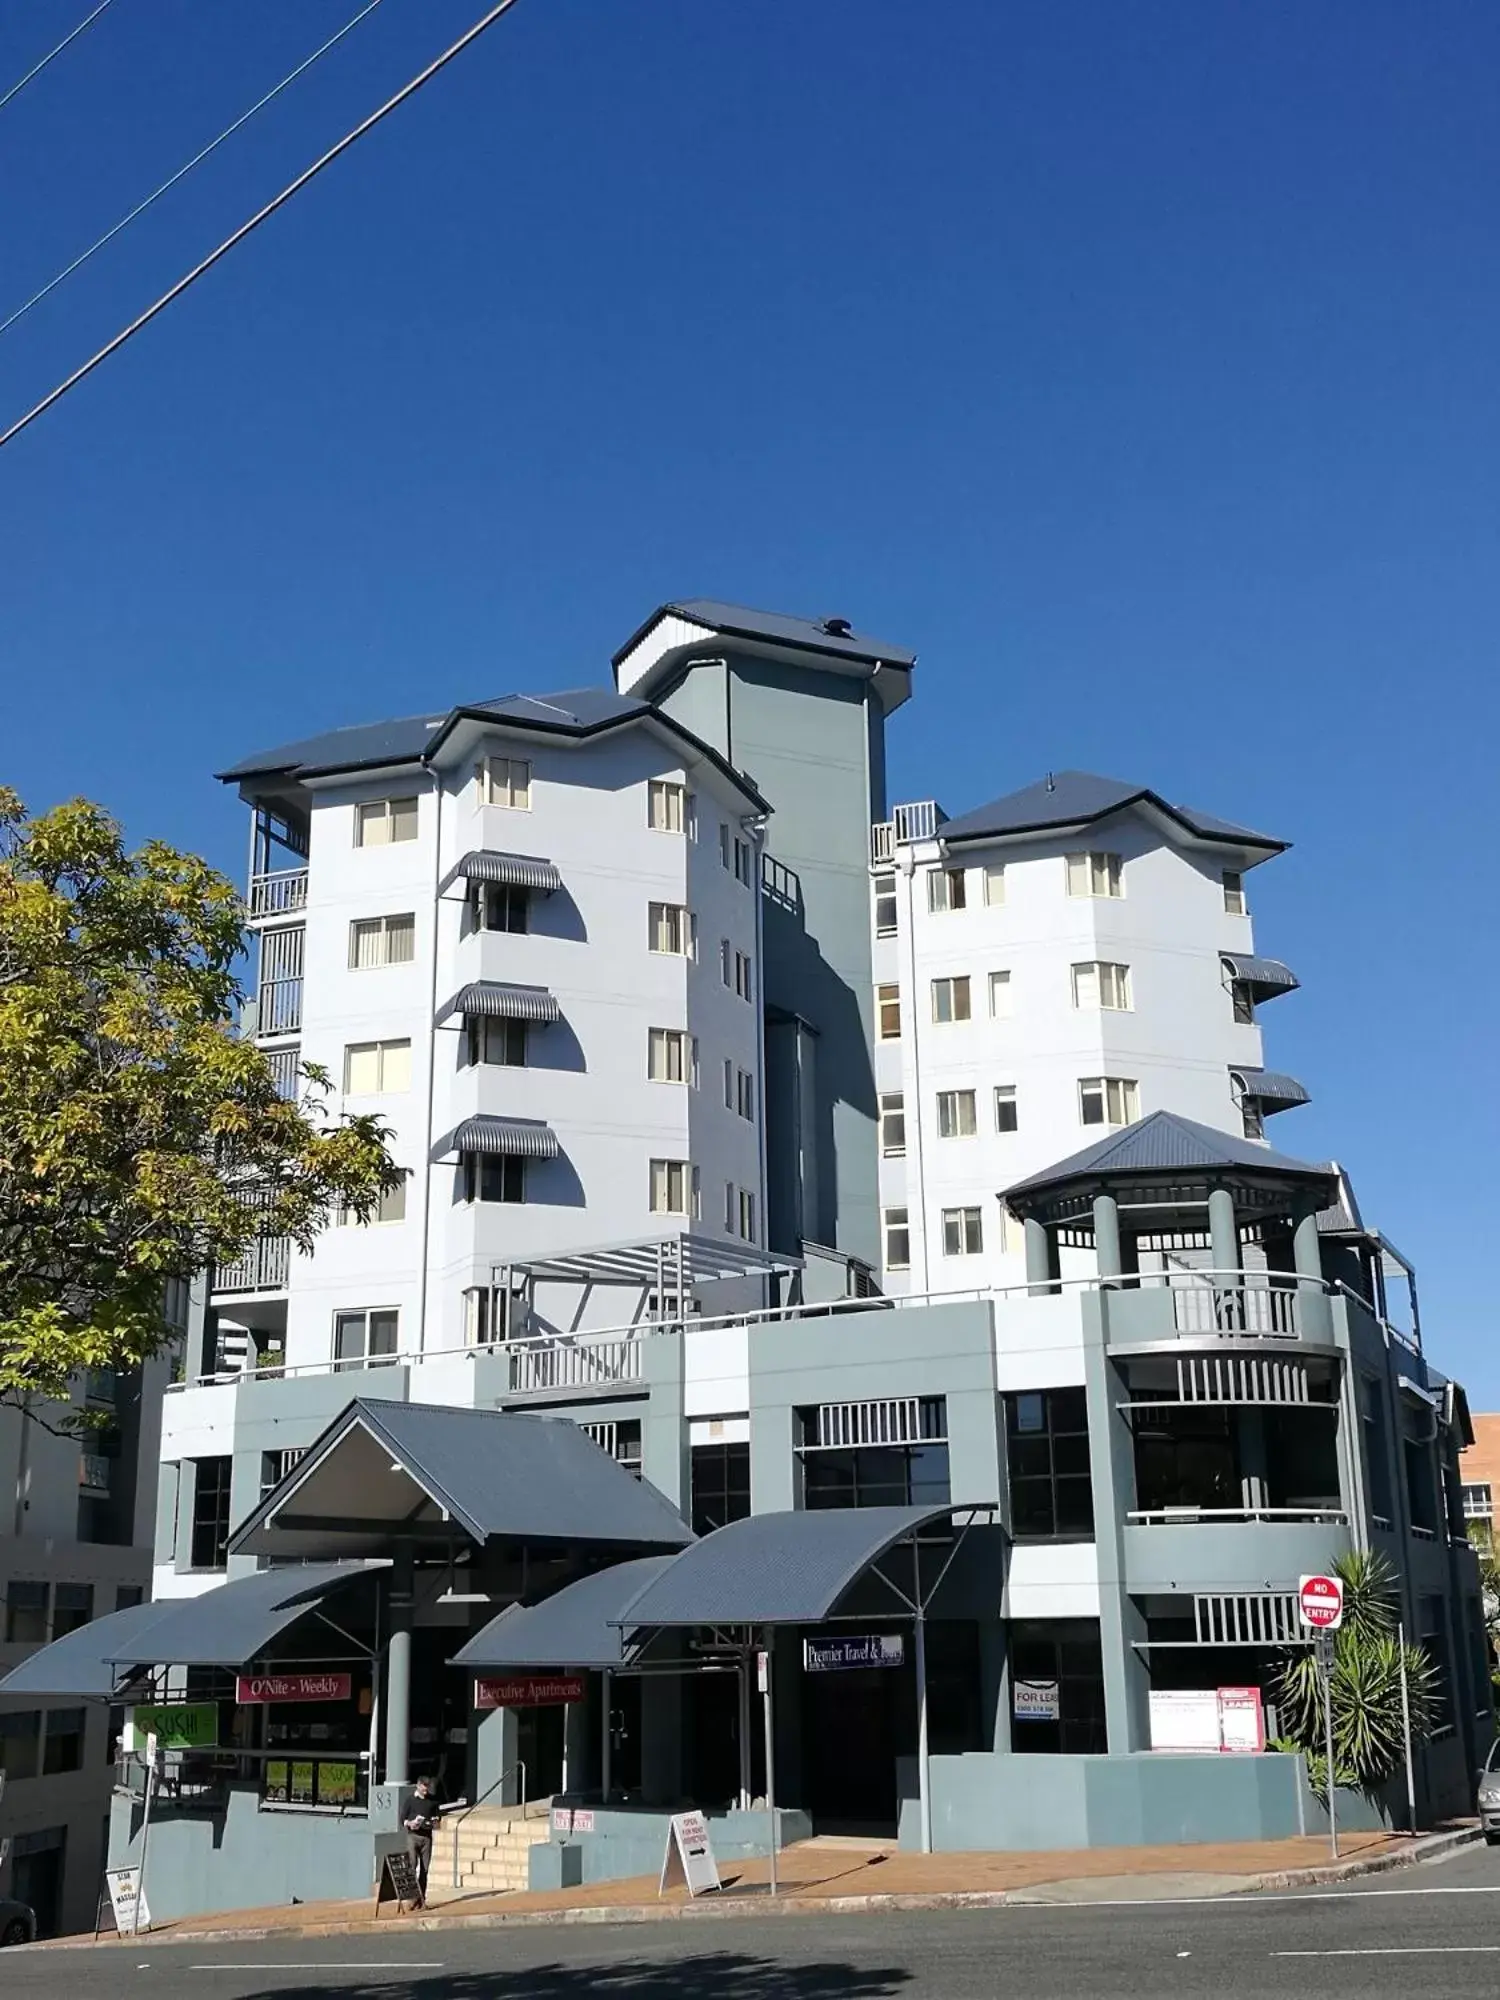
802 1655 911 1831
515 1704 565 1800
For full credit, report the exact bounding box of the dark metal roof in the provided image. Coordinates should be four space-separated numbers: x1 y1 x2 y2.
438 851 561 896
938 771 1284 852
228 1401 693 1559
612 599 917 672
453 1556 676 1672
1004 1110 1334 1203
0 1601 168 1698
442 1113 559 1159
218 712 448 782
1316 1163 1366 1236
1220 953 1300 1000
1230 1067 1311 1111
614 1505 954 1629
101 1562 384 1670
438 983 560 1026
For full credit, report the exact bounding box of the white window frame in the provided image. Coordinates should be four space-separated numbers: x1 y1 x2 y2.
648 1027 695 1085
1223 869 1246 916
342 1038 412 1094
931 974 971 1023
884 1206 911 1270
994 1085 1018 1134
736 1068 755 1121
734 949 753 1002
348 913 415 969
873 874 897 937
734 836 754 887
1065 850 1123 898
647 779 690 833
1078 1075 1139 1128
988 969 1012 1017
480 755 531 810
737 1187 756 1243
936 1089 977 1139
876 982 902 1040
354 796 418 847
1071 961 1132 1010
928 866 967 913
649 902 696 957
649 1158 694 1217
333 1306 399 1370
879 1090 906 1156
338 1176 408 1226
983 863 1006 906
941 1207 984 1257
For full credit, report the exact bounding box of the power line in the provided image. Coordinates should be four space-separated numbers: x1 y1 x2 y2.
0 0 387 340
0 0 523 454
0 0 115 118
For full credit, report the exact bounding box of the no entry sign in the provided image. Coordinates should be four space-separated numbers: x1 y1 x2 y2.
1298 1573 1344 1632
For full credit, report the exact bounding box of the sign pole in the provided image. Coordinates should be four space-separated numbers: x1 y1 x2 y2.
601 1667 612 1804
1397 1618 1417 1834
134 1735 159 1936
759 1642 777 1899
915 1605 932 1856
1321 1640 1338 1861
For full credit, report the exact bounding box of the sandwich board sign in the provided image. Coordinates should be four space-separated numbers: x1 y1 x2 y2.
1299 1573 1344 1632
105 1866 151 1935
658 1809 721 1898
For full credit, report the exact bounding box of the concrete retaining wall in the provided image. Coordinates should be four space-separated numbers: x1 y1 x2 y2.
529 1803 813 1889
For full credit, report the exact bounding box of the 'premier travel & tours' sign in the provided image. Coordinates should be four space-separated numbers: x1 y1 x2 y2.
802 1634 906 1673
235 1671 352 1704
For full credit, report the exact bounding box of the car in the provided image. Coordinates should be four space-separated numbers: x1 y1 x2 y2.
1480 1737 1500 1845
0 1897 36 1948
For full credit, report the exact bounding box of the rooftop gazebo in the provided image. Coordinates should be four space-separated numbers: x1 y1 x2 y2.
1003 1112 1340 1341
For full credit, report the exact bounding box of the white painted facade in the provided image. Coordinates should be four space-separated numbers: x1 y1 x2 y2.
871 792 1297 1300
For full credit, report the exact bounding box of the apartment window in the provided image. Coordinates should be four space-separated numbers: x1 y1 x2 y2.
51 1585 93 1638
0 1710 40 1782
1462 1483 1494 1523
1421 1595 1453 1733
650 1158 696 1217
723 1057 735 1109
647 779 689 833
1404 1428 1438 1535
1241 1096 1265 1141
691 1442 751 1536
994 1085 1019 1133
475 881 528 933
468 1155 525 1205
338 1175 407 1226
1222 869 1246 916
928 867 967 913
1361 1376 1394 1525
734 837 754 887
726 1186 756 1242
988 969 1012 1017
984 863 1006 906
1065 851 1123 898
1079 1076 1138 1127
736 1068 755 1121
797 1398 950 1511
937 1089 977 1139
942 1206 983 1257
481 755 531 809
189 1456 232 1569
873 874 897 936
876 983 902 1039
1005 1389 1094 1539
649 902 695 957
733 950 753 1001
471 1016 527 1068
4 1581 48 1645
1071 961 1132 1010
880 1091 906 1156
348 913 415 969
333 1307 399 1371
354 796 418 846
649 1027 696 1085
931 975 971 1023
1009 1623 1108 1755
343 1038 411 1094
115 1585 144 1613
884 1207 911 1269
42 1708 85 1777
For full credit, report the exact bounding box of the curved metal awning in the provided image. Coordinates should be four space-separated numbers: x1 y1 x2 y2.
437 982 560 1026
1230 1067 1310 1113
1220 953 1300 1002
0 1601 169 1699
438 850 561 896
453 1556 677 1673
438 1114 560 1160
612 1504 969 1632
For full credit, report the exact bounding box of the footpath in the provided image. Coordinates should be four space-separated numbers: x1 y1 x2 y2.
41 1822 1479 1949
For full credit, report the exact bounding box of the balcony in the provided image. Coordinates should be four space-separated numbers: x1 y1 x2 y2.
248 869 309 920
501 1334 643 1398
870 799 944 866
212 1232 291 1296
1100 1273 1331 1347
264 1046 301 1100
254 977 303 1038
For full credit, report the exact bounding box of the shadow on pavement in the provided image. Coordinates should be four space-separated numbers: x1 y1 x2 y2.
233 1952 914 2000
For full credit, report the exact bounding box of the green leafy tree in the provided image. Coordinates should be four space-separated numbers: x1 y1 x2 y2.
0 787 399 1415
1272 1549 1438 1798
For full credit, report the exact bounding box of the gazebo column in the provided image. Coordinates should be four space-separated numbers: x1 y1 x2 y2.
1092 1193 1123 1283
1291 1193 1333 1340
384 1543 414 1787
1024 1217 1060 1298
1207 1185 1242 1329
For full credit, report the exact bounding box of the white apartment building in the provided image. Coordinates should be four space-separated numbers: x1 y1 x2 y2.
871 772 1308 1295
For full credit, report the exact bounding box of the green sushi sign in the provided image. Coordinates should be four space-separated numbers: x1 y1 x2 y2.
127 1702 219 1750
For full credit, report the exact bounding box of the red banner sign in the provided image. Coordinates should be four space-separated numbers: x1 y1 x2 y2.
474 1675 584 1710
236 1671 352 1704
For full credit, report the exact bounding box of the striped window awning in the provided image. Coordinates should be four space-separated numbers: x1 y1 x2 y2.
439 982 560 1025
1230 1067 1310 1112
1220 953 1299 1002
439 850 562 896
445 1115 559 1160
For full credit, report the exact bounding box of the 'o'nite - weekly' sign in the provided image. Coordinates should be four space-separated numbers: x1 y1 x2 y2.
803 1634 906 1673
235 1672 352 1704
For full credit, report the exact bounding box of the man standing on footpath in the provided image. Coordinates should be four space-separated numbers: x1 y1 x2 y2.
402 1775 441 1905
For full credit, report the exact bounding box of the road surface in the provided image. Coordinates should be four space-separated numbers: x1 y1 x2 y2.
6 1839 1498 1999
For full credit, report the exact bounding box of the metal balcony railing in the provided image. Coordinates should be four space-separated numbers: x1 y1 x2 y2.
870 822 895 866
255 978 303 1037
504 1335 643 1395
248 869 309 918
264 1046 301 1100
213 1232 291 1295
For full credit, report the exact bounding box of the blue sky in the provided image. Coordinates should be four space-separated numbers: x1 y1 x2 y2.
3 3 1497 1392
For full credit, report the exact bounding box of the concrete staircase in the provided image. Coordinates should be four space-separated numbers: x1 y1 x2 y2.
432 1803 553 1898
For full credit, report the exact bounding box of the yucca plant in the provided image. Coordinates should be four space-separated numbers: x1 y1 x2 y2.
1272 1550 1438 1798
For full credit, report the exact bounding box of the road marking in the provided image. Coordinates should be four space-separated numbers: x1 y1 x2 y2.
1275 1947 1500 1957
188 1965 445 1973
1005 1883 1500 1912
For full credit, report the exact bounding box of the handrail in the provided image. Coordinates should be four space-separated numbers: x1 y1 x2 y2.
448 1758 528 1890
1126 1506 1349 1525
